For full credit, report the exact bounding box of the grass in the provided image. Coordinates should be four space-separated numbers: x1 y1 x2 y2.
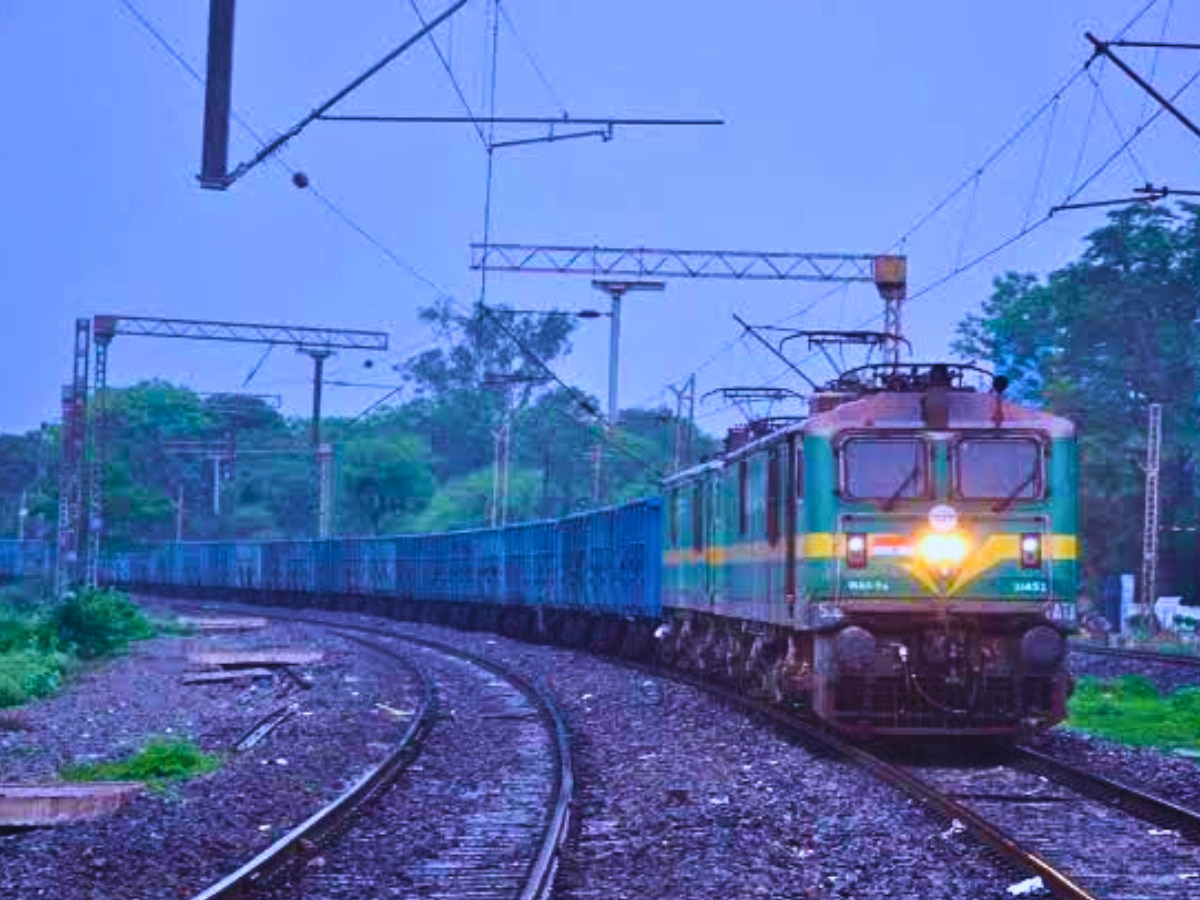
1066 674 1200 751
60 737 221 786
0 588 157 707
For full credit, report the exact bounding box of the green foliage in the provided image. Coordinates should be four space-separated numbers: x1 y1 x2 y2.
337 434 435 534
0 299 717 545
954 204 1200 587
51 589 155 659
60 737 221 785
1067 675 1200 750
0 650 66 707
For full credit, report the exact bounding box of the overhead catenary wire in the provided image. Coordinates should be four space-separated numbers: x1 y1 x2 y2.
1087 66 1151 184
408 0 488 148
497 2 569 115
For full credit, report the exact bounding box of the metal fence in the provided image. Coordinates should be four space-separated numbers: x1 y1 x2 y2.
100 498 663 619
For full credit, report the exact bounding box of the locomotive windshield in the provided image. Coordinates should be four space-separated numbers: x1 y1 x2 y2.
956 438 1041 500
842 438 926 500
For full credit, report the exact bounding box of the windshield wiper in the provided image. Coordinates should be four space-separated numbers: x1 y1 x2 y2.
883 462 921 511
992 469 1038 513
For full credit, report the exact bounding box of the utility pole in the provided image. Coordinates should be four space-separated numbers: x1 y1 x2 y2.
667 375 697 471
84 315 386 545
300 347 335 538
590 280 666 503
175 484 184 542
483 372 548 526
1141 402 1163 632
57 318 90 595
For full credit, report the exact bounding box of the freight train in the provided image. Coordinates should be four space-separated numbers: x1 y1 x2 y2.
91 361 1076 739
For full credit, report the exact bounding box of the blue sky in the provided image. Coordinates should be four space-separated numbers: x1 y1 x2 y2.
2 0 1198 437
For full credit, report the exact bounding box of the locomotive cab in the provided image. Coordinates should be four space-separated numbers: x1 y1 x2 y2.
803 364 1077 736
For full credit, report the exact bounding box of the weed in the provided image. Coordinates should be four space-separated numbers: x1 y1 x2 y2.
0 650 67 707
60 737 221 785
1067 674 1200 750
51 589 155 659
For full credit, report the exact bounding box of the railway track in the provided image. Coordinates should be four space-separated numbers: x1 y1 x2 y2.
652 667 1200 899
1071 642 1200 669
173 598 1199 898
185 612 573 900
901 746 1200 899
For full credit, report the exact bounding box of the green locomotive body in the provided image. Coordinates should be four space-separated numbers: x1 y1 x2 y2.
661 364 1077 737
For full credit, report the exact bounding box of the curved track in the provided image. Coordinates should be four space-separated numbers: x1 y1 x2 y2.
186 613 573 900
648 666 1200 899
1071 642 1200 669
901 747 1200 899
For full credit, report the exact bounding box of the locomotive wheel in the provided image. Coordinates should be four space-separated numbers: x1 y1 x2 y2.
620 622 653 660
588 618 625 656
560 614 590 647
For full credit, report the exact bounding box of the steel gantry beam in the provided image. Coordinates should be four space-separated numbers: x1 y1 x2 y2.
471 243 903 284
471 243 907 500
77 315 388 576
93 315 389 350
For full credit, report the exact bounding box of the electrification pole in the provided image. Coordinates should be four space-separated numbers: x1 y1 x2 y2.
668 374 697 471
589 280 665 502
85 315 386 544
1141 402 1163 632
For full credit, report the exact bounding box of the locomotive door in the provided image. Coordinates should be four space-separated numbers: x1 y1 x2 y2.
785 436 799 610
706 477 720 603
691 479 717 605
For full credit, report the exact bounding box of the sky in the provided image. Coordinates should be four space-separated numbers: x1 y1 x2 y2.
2 0 1198 438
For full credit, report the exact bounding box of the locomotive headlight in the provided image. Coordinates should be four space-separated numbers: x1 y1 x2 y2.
1020 534 1042 569
846 533 868 569
917 532 969 569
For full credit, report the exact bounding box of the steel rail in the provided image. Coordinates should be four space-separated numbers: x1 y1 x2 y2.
648 670 1097 900
179 603 573 900
190 634 437 899
1014 746 1200 840
1071 642 1200 668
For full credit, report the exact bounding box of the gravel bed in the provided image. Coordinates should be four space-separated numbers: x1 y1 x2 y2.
1029 727 1200 812
1069 647 1200 695
219 603 1030 899
0 605 419 899
261 639 556 898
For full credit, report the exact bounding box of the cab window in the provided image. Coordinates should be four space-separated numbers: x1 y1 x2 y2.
956 438 1042 500
842 438 926 500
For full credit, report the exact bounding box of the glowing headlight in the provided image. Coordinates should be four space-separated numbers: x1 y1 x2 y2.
917 532 969 568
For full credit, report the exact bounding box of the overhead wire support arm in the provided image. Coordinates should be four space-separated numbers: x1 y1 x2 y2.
320 115 725 126
733 313 819 391
1103 40 1200 51
1051 183 1200 215
208 0 468 189
1086 32 1200 143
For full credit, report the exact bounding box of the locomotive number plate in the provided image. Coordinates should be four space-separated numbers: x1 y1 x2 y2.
845 578 892 593
1012 580 1049 595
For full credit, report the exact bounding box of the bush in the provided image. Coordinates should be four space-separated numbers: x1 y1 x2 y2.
0 650 67 707
61 737 221 785
51 590 155 659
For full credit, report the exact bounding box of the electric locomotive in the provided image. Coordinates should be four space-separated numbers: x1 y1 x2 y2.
661 362 1077 737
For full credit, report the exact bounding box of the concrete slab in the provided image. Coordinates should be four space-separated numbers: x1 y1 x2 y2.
182 668 275 685
0 783 143 827
178 616 269 631
187 650 325 669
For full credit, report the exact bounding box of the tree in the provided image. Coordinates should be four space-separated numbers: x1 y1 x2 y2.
954 204 1200 592
336 434 435 534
